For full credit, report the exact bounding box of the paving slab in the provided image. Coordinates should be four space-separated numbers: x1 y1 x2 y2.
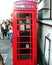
0 39 12 65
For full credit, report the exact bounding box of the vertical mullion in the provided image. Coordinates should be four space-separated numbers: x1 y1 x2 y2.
17 13 20 60
30 13 31 60
18 13 20 59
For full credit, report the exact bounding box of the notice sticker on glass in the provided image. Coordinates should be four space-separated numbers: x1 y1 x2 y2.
26 19 31 24
26 25 31 30
20 25 25 30
26 44 29 48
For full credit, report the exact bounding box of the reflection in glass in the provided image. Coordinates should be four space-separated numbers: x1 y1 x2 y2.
26 19 31 24
20 55 30 60
20 43 30 48
20 49 31 54
20 20 26 24
26 25 31 30
20 13 32 18
20 37 30 42
20 31 30 36
19 19 31 24
20 25 25 30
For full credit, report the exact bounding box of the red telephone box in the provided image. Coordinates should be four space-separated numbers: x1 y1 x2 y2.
13 1 37 65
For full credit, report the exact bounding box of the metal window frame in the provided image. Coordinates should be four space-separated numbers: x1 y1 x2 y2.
44 36 51 65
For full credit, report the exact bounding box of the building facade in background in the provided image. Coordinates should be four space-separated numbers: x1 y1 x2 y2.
38 0 52 65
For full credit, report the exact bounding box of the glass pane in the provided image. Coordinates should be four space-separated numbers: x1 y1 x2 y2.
20 43 32 48
20 31 30 36
25 25 32 30
20 37 30 42
20 25 25 30
20 25 32 30
20 20 26 24
26 19 31 24
20 49 31 54
17 37 32 42
20 55 30 60
19 19 31 24
19 13 32 18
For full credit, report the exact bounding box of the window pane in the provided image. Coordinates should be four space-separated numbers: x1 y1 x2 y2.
20 55 30 60
20 37 30 42
20 49 32 54
20 31 30 36
20 43 32 48
19 13 32 18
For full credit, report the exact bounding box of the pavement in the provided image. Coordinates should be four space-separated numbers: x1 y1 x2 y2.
0 38 12 65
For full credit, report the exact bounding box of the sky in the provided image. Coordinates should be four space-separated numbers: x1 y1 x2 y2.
0 0 36 22
0 0 18 20
0 0 30 20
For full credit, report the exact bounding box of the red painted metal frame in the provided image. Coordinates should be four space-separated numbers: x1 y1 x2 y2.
13 1 37 65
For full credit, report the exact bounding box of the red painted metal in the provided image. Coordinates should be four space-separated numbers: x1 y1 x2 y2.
13 1 37 65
